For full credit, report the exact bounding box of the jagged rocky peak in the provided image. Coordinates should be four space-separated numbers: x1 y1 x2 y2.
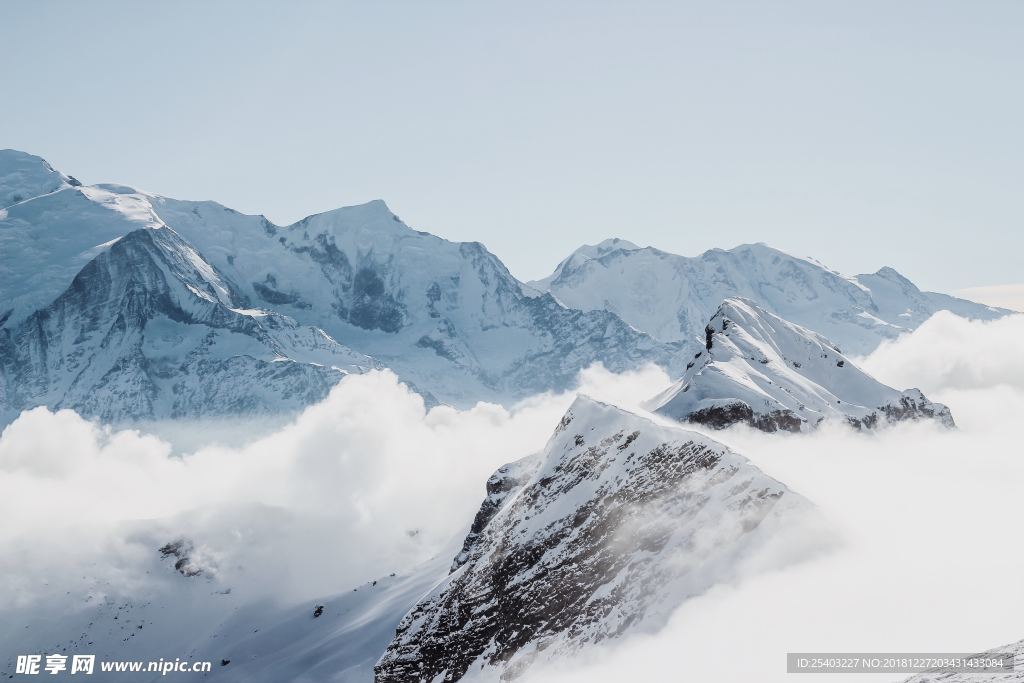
0 149 79 208
374 396 814 681
647 298 955 433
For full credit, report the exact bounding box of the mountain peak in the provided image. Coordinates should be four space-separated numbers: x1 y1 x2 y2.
0 149 74 208
287 199 419 242
564 237 641 263
530 237 641 291
376 386 811 681
870 265 918 288
648 298 954 432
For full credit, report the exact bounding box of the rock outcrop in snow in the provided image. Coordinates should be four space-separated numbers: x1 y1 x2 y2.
647 298 955 432
530 240 1009 355
374 396 815 681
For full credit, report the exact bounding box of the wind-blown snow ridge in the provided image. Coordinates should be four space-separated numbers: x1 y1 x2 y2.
647 298 954 432
374 396 816 681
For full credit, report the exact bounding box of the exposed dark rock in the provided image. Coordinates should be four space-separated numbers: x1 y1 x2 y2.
158 539 206 578
686 401 804 433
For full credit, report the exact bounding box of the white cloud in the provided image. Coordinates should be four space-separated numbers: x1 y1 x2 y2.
0 363 672 610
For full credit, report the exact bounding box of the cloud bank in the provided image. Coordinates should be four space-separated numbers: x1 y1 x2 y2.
0 363 671 610
3 311 1023 682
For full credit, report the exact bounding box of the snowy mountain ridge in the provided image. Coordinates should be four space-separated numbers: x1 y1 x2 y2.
530 239 1009 355
0 150 686 422
647 298 954 432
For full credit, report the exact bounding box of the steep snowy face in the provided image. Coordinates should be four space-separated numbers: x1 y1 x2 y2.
0 149 76 208
374 397 814 681
532 241 1007 355
0 225 373 424
0 184 166 329
647 298 954 432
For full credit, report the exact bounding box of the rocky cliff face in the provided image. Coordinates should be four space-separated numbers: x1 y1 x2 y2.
374 397 814 681
647 298 954 433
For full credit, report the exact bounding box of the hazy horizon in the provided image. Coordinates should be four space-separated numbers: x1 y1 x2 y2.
3 1 1022 290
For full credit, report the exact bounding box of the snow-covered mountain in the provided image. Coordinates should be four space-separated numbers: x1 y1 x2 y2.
530 240 1009 355
374 396 816 681
0 222 374 424
647 298 954 432
0 150 686 423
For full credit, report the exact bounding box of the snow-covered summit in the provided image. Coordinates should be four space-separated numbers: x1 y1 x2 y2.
532 240 1009 355
0 149 78 208
375 396 816 680
647 298 954 432
528 236 640 293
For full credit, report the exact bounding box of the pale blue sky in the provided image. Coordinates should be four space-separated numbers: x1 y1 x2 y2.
2 1 1022 289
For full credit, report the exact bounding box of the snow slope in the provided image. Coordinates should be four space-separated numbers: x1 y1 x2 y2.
647 298 954 432
530 241 1009 355
374 396 816 681
0 529 455 683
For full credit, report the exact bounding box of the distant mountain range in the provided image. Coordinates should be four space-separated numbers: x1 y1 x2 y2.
0 149 1009 426
528 238 1005 355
